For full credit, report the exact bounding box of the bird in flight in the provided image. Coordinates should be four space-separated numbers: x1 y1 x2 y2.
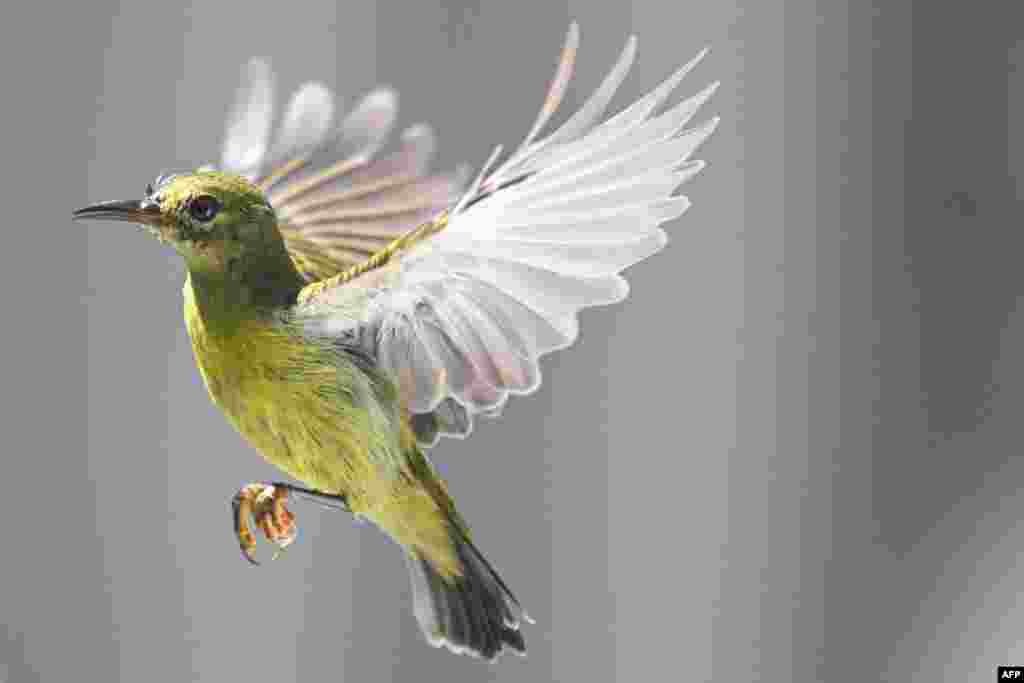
74 23 718 661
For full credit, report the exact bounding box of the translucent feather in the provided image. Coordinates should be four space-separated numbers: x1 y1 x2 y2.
267 82 335 169
212 59 465 281
297 28 718 444
221 58 275 176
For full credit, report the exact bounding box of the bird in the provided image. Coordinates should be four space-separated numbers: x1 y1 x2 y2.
74 23 718 661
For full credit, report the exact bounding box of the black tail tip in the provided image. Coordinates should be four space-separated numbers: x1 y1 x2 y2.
407 536 529 661
425 613 527 662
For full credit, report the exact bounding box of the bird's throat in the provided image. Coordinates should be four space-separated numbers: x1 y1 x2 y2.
184 242 305 337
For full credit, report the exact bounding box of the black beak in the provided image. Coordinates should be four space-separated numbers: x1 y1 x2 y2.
72 198 162 225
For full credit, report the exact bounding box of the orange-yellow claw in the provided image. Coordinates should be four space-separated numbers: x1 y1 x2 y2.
255 485 297 555
232 484 262 566
232 483 298 565
270 487 296 544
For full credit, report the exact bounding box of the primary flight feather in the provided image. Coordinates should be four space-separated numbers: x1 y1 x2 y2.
74 23 718 661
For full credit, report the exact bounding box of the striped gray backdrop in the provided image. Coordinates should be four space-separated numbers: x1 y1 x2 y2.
1 1 1021 681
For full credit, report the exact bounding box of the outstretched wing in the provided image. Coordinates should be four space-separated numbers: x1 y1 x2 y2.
214 58 467 282
296 24 719 446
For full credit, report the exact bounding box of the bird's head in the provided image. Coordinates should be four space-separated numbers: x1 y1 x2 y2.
74 170 282 273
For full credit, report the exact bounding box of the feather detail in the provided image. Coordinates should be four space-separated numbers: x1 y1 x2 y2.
213 65 465 282
294 26 718 445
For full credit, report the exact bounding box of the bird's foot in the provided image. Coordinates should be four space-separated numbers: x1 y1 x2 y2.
232 483 297 565
231 482 349 565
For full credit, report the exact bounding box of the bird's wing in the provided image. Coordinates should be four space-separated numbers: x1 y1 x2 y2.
212 58 467 283
296 24 719 446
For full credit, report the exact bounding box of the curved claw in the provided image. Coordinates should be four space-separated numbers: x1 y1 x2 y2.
259 485 297 556
232 483 297 565
232 484 263 565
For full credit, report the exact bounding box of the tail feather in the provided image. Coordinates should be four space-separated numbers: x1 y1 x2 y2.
407 529 528 660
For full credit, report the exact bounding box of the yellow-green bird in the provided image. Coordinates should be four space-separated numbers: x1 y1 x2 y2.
74 24 718 660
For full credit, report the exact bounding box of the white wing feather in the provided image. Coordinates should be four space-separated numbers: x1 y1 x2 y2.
301 26 719 444
217 59 400 189
221 58 275 175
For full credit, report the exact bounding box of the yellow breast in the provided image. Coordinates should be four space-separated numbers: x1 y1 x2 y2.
182 285 392 502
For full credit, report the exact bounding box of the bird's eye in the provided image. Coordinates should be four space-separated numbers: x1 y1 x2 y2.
188 195 221 222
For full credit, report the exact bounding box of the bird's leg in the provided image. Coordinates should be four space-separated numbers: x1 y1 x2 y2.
231 481 348 565
232 483 295 565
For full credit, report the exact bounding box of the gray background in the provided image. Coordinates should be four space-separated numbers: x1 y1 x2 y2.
1 0 1023 681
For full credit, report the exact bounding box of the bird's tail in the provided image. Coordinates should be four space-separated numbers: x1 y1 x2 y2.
405 524 529 661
